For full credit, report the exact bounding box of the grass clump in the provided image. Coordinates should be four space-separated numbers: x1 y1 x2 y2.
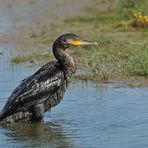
126 46 148 76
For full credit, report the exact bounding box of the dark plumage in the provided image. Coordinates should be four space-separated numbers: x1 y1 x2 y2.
0 33 97 123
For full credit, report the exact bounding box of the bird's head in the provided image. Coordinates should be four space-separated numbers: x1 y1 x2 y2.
53 33 98 50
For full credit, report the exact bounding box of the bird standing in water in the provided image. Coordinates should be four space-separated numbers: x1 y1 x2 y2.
0 33 98 123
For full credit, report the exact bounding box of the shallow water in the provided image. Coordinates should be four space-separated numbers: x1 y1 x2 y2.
0 47 148 148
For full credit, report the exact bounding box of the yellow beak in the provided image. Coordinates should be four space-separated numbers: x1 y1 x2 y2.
71 39 98 46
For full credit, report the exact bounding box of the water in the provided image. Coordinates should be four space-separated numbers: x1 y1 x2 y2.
0 47 148 148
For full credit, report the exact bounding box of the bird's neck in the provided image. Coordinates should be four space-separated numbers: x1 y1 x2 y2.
53 46 76 77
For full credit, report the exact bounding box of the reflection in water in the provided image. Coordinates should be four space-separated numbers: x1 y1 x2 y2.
0 121 72 148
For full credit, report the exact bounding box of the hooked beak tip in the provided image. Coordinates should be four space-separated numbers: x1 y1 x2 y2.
93 41 98 46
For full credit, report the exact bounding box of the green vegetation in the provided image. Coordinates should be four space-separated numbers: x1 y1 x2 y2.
11 0 148 80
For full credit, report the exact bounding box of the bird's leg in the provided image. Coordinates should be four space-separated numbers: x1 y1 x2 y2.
31 103 45 121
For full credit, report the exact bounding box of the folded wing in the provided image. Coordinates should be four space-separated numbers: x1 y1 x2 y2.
0 61 65 120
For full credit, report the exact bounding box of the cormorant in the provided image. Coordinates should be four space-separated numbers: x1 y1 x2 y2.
0 33 98 123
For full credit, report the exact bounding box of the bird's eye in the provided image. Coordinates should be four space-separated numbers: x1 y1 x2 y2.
62 39 67 45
